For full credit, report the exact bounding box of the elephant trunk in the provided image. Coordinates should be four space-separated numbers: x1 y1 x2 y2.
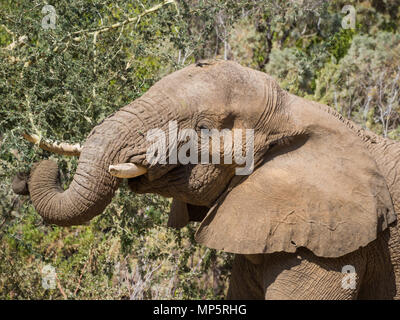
29 117 134 226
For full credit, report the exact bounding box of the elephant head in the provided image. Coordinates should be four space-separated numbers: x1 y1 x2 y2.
14 60 396 259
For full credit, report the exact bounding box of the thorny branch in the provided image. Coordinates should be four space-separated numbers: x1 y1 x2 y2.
67 0 179 41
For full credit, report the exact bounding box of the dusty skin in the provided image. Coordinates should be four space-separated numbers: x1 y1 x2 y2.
13 60 400 299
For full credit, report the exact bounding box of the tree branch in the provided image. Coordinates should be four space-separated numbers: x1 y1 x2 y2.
23 133 82 156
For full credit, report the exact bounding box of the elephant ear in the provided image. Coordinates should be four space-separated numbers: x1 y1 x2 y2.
195 128 396 258
168 199 209 229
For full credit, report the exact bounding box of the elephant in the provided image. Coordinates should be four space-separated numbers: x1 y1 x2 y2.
12 59 400 300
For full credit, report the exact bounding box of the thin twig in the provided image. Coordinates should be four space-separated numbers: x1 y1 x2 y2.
74 250 93 296
56 274 68 300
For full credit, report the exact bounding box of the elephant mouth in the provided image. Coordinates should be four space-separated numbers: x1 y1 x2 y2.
127 163 180 194
126 175 145 192
127 161 237 209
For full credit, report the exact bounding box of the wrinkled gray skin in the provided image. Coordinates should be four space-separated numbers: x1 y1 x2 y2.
13 60 400 299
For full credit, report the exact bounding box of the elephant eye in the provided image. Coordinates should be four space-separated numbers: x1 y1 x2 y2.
198 121 212 131
199 124 209 131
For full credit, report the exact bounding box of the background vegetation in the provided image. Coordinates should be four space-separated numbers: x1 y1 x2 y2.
0 0 399 299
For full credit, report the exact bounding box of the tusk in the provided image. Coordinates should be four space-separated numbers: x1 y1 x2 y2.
23 133 82 156
109 163 147 178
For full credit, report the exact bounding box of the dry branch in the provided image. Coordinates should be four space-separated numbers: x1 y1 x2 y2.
23 133 82 156
70 0 178 41
4 35 27 50
56 274 68 299
74 250 92 296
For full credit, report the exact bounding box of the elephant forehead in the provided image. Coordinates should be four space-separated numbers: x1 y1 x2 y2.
146 60 269 117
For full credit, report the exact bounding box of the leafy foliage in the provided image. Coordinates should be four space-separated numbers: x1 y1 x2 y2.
1 0 399 299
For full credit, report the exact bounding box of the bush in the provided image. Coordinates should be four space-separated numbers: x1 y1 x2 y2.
1 0 399 299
